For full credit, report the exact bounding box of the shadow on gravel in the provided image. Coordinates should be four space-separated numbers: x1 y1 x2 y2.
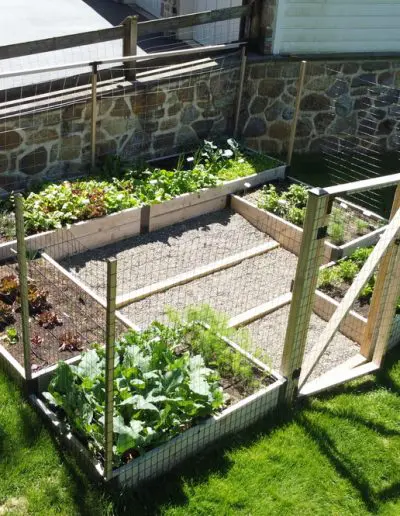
62 208 235 273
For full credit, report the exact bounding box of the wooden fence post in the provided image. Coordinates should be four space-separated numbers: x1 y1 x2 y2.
280 188 331 402
90 62 98 170
287 60 307 166
104 258 117 481
233 46 247 139
361 183 400 361
123 16 138 81
15 195 32 381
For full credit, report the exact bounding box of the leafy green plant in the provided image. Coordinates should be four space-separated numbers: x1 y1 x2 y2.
167 305 269 389
0 210 16 240
37 311 63 330
0 301 15 330
44 308 270 466
5 327 18 345
328 222 345 245
0 274 19 304
356 219 369 236
258 183 308 226
58 331 83 352
44 323 226 465
0 141 278 237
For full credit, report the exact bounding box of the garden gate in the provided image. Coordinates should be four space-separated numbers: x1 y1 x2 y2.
281 175 400 401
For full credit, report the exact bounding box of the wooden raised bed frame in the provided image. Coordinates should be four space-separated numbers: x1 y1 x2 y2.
0 165 286 262
30 339 286 488
231 180 386 263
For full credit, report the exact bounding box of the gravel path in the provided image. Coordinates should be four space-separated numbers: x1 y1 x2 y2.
62 209 273 297
245 305 360 380
121 247 297 328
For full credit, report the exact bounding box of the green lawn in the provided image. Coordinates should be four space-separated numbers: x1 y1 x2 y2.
1 347 400 515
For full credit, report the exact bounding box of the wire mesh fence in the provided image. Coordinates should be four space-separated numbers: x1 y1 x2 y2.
0 47 243 195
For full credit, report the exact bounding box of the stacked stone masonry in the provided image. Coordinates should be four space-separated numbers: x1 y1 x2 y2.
0 57 399 193
242 58 400 156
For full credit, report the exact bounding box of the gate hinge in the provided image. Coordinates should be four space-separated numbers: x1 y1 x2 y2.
316 226 328 240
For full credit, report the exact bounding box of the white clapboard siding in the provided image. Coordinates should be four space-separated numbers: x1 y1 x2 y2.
274 0 400 54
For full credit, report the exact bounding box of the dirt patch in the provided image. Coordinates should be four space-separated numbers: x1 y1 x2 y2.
318 282 370 318
0 258 126 373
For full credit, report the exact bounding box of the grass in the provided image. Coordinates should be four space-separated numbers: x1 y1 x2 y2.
1 348 400 515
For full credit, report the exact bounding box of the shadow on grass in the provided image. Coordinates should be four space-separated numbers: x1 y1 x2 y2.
294 345 400 514
104 405 295 516
5 344 399 515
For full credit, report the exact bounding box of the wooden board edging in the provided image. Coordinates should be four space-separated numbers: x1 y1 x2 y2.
0 166 286 262
116 241 279 309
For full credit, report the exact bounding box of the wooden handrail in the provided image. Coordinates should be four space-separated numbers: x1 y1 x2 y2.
0 5 250 61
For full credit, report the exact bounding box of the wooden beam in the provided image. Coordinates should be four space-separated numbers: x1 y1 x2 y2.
287 61 307 166
123 16 138 81
361 184 400 359
228 292 292 328
323 173 400 197
137 5 251 36
299 362 379 398
0 26 123 60
280 189 331 402
116 241 279 309
41 252 107 309
299 206 400 388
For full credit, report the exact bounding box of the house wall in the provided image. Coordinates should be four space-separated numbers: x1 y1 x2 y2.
0 56 399 194
273 0 400 55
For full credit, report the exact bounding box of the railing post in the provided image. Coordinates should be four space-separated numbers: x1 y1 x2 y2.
15 194 32 381
123 16 138 81
361 184 400 361
104 258 117 481
287 60 307 166
233 46 247 139
90 62 98 170
280 188 331 402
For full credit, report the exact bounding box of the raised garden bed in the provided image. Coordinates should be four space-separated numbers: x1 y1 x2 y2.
313 247 400 347
0 143 285 261
31 316 285 487
0 257 127 390
234 178 386 262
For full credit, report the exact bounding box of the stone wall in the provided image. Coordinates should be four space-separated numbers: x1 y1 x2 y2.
242 58 400 156
1 55 400 194
0 64 239 194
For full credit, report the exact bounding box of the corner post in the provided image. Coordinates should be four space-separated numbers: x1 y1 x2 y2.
15 194 32 381
287 60 307 166
123 16 138 81
104 258 117 481
90 62 98 170
280 188 331 402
